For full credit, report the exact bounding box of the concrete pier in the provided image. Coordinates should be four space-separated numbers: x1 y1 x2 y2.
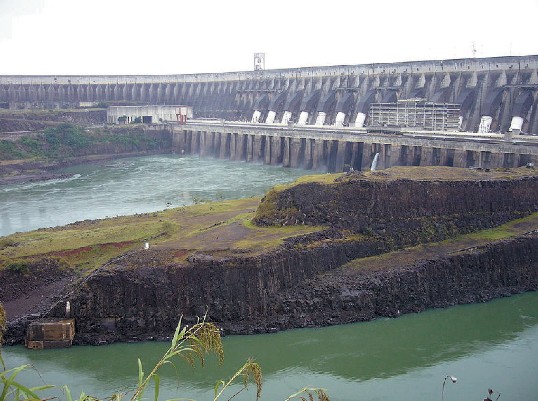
171 122 538 173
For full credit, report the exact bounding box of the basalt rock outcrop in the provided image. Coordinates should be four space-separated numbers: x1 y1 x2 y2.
254 168 538 243
4 167 538 345
35 230 538 345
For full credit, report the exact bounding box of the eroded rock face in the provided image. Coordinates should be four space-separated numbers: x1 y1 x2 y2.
254 174 538 243
5 171 538 345
36 233 538 345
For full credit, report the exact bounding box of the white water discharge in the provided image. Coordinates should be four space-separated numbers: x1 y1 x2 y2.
314 112 326 126
251 110 261 123
281 111 292 125
297 111 308 125
510 116 524 131
370 152 380 171
355 112 366 127
478 115 493 133
265 110 276 124
335 112 345 127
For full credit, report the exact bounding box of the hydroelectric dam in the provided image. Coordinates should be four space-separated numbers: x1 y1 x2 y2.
2 55 538 171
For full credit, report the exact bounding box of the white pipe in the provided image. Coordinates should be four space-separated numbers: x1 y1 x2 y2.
266 110 276 124
281 111 292 125
335 112 345 127
251 110 261 123
355 112 366 128
509 116 523 131
297 111 308 125
478 115 492 133
315 112 326 126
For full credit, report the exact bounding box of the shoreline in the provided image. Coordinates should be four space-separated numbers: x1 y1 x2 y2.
2 165 538 345
0 150 171 186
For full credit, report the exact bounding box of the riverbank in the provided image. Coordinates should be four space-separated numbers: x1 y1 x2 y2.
2 166 537 345
0 151 170 185
0 123 173 184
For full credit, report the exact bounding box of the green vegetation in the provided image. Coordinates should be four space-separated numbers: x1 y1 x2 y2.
0 198 322 274
0 123 167 161
0 314 329 401
344 211 538 271
0 304 5 350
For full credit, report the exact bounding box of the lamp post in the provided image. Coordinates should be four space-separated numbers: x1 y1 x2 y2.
442 375 457 401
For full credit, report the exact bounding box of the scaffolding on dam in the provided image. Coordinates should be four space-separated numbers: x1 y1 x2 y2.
368 100 461 131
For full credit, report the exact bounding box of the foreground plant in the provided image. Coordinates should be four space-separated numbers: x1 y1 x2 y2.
0 311 330 401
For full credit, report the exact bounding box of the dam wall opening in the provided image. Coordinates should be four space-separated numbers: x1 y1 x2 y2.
1 55 538 135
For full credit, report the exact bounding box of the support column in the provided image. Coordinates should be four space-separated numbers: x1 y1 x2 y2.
303 139 313 170
219 132 229 159
237 133 247 161
264 136 272 164
502 153 516 168
361 143 376 170
420 147 433 166
199 131 208 157
389 144 402 167
290 138 303 168
191 131 200 154
350 142 362 170
246 135 254 162
229 133 237 161
282 137 291 167
439 148 450 166
270 136 282 165
452 149 467 168
334 141 346 172
254 135 265 163
312 139 326 170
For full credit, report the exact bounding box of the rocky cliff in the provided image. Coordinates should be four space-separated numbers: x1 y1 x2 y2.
28 230 536 345
254 167 538 243
4 167 538 345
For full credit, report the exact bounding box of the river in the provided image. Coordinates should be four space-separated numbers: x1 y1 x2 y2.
0 155 308 237
3 293 538 401
1 155 537 400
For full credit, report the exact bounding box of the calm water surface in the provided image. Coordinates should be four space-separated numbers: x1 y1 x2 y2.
3 293 538 401
1 155 537 400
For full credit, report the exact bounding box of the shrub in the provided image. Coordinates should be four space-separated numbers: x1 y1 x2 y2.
0 316 330 401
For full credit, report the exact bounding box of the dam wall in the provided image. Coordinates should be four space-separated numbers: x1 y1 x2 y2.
1 55 538 135
171 123 538 172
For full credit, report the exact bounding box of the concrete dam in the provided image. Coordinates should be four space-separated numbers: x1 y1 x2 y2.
1 55 538 171
1 55 538 133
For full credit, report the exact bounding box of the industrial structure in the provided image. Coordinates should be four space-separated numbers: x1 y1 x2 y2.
107 105 192 124
1 55 537 135
368 100 461 131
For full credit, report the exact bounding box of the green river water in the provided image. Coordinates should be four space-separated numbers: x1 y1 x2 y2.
1 155 537 400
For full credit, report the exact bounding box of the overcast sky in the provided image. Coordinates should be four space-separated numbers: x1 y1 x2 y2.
0 0 537 76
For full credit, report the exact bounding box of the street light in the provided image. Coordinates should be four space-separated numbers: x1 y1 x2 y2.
442 375 457 401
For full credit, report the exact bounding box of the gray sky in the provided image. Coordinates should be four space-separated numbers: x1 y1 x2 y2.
0 0 537 76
